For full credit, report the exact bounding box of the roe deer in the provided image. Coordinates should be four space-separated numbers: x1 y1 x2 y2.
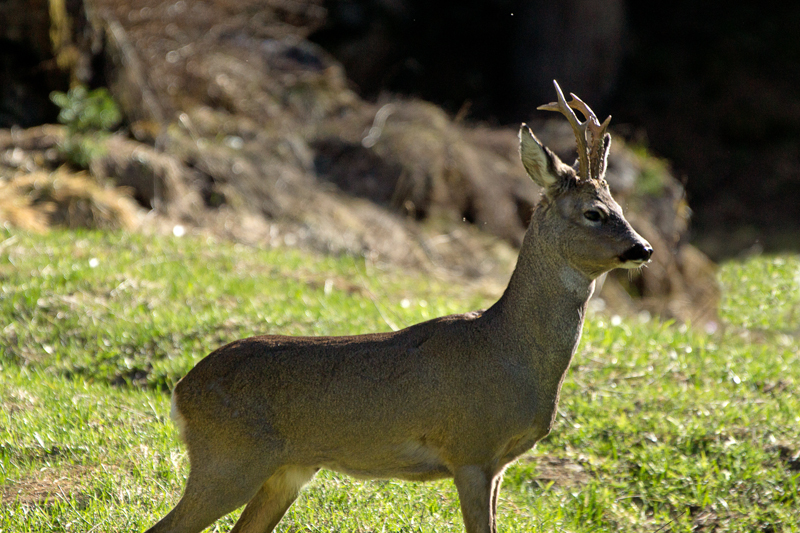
145 80 652 533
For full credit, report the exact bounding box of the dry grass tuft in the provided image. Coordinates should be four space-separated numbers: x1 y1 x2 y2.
0 181 51 233
0 168 141 231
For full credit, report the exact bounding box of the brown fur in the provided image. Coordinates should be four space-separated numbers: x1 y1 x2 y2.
145 100 651 533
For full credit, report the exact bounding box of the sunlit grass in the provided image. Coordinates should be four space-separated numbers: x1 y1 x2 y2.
1 230 798 532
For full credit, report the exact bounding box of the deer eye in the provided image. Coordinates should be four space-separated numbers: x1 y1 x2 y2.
583 210 603 222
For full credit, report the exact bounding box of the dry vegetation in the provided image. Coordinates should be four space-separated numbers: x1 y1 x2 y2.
0 0 719 324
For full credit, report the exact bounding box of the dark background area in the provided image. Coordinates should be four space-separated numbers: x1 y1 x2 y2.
310 0 800 258
2 0 799 259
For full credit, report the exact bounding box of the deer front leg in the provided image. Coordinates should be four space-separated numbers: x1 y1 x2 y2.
490 472 503 532
453 466 496 533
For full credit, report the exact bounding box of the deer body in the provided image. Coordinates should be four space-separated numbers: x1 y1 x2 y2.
146 82 652 533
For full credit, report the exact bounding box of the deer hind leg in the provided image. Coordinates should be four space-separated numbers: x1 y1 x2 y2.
229 466 318 533
145 455 279 533
453 465 496 533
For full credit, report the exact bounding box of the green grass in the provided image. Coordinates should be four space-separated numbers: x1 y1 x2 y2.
1 229 798 532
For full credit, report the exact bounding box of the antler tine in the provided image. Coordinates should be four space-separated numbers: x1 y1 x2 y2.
537 80 590 179
566 93 607 137
566 93 612 179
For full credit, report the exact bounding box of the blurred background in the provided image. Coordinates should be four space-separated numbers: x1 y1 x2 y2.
312 0 800 257
1 0 798 323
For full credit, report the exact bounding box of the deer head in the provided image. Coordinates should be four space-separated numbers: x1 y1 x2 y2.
516 80 652 279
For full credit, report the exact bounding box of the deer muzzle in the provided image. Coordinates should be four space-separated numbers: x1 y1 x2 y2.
619 241 653 267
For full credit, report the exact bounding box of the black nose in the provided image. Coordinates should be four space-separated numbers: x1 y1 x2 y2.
620 242 653 263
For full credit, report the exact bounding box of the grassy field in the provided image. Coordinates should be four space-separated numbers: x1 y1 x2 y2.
1 229 798 532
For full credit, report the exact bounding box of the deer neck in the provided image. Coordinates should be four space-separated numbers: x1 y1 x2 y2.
485 209 595 369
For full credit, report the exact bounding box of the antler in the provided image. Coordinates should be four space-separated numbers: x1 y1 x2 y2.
537 80 612 180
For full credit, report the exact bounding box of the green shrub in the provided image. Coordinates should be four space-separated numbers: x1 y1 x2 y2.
49 86 122 168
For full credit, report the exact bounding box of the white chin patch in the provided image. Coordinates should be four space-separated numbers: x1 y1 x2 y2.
619 259 648 270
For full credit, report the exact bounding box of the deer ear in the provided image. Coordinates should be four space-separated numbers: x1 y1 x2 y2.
519 124 573 194
597 132 611 179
